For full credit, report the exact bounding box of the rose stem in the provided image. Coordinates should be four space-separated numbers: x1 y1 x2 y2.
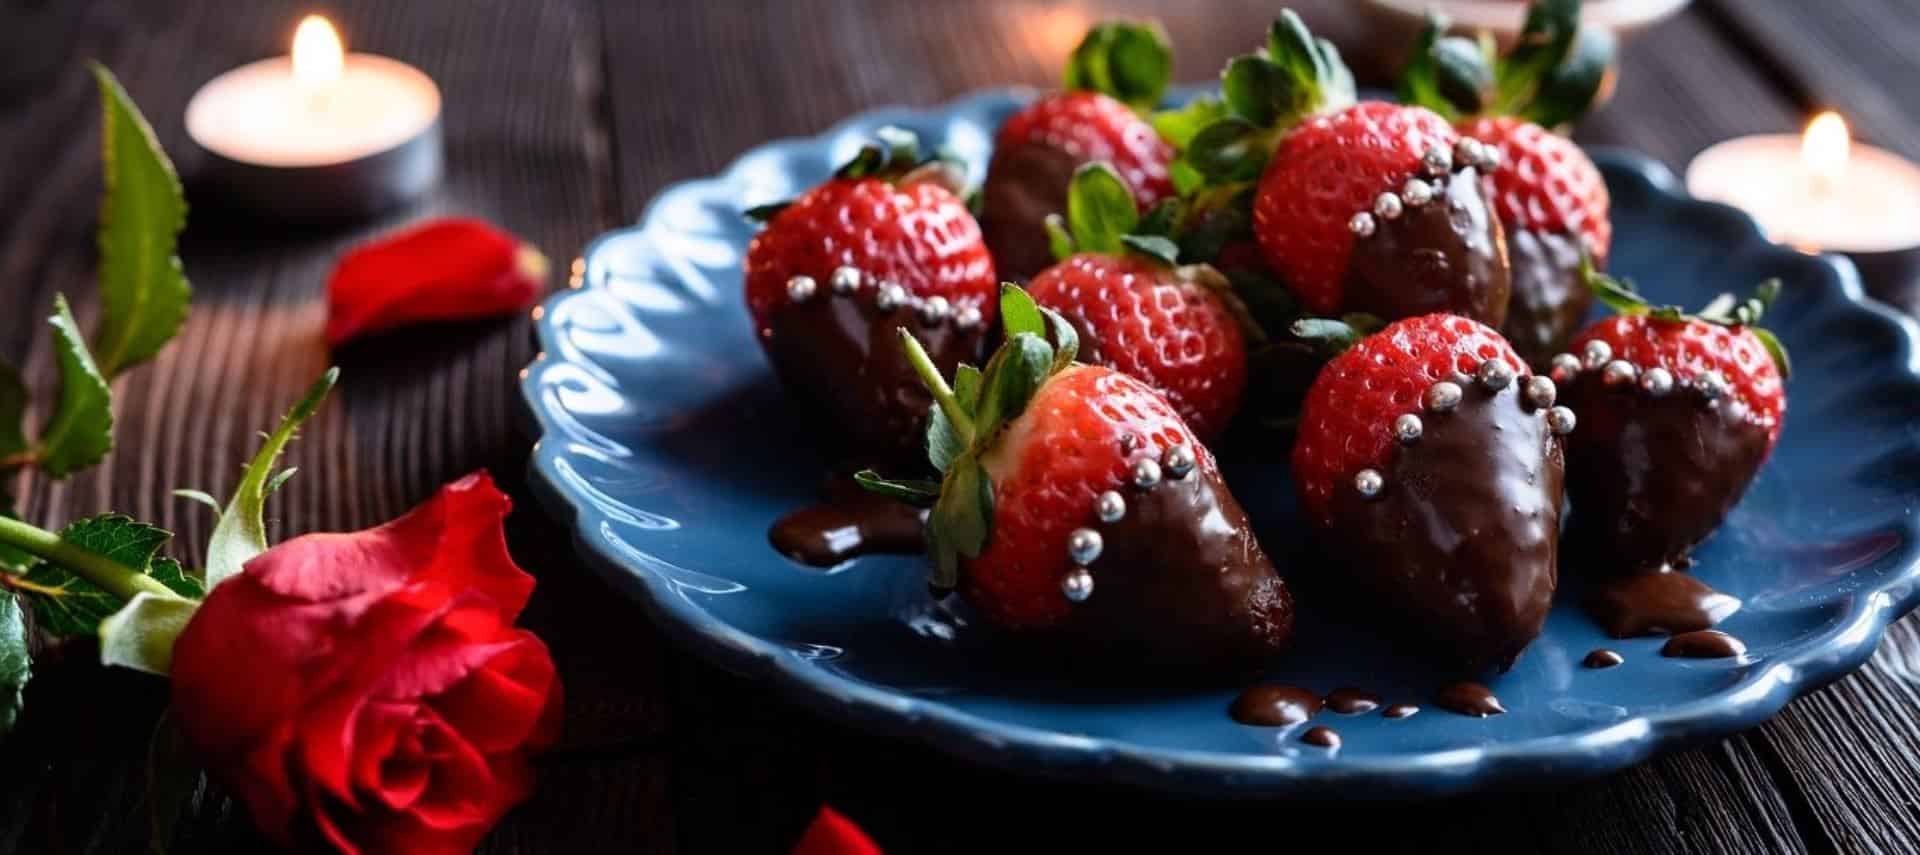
0 514 176 601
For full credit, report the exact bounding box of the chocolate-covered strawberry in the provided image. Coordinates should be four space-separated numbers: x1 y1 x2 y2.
859 286 1294 669
1027 163 1249 440
744 129 997 467
983 21 1177 280
1173 13 1511 326
1556 264 1789 572
1399 0 1617 364
1293 313 1570 670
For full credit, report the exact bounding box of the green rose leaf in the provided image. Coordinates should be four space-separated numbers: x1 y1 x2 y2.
1065 162 1139 256
38 295 114 479
90 64 190 380
0 594 27 736
18 516 197 637
203 368 337 589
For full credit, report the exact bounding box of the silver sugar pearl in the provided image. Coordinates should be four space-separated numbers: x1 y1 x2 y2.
1393 413 1424 444
1583 339 1614 370
785 274 817 302
1422 146 1453 176
1454 138 1485 170
1640 366 1674 397
1354 468 1385 498
1524 375 1558 410
1477 144 1504 171
1477 359 1515 391
1349 211 1377 238
918 296 951 325
1096 490 1127 523
875 283 908 312
1401 178 1434 207
830 265 863 295
1547 406 1577 435
1162 444 1196 479
1549 353 1582 383
1373 192 1404 220
1697 371 1728 401
1602 359 1639 388
1067 528 1104 565
1061 567 1094 602
1425 381 1464 412
953 304 984 330
1130 458 1163 489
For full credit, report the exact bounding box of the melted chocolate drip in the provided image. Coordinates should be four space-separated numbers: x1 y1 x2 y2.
980 141 1080 281
1383 704 1420 719
1582 649 1625 669
764 284 986 468
1587 570 1741 638
1302 726 1342 749
1323 379 1564 670
1436 681 1507 717
1325 688 1382 715
1041 465 1295 670
1661 629 1747 658
1343 165 1511 327
1561 379 1773 573
769 487 927 568
1502 229 1591 367
1230 684 1322 726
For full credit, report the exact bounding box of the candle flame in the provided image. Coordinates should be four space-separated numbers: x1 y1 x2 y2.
1802 111 1850 186
292 15 344 92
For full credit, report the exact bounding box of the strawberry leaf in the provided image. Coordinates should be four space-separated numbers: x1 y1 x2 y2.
0 594 27 735
1184 118 1272 184
1063 21 1173 111
1119 235 1180 266
1065 163 1138 256
1222 55 1292 128
1495 0 1581 115
1753 327 1792 380
1521 27 1615 128
999 283 1047 340
38 295 114 478
852 470 940 507
743 201 791 222
0 361 25 465
1041 306 1080 372
89 64 189 380
204 368 337 589
972 333 1054 437
953 364 983 412
931 457 992 571
1151 96 1227 149
1044 214 1076 262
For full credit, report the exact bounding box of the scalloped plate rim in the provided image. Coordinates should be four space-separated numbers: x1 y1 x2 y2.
518 87 1920 796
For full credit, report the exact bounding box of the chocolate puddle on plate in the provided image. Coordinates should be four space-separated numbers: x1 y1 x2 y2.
1587 570 1740 638
1229 684 1323 727
1435 681 1507 717
769 478 927 567
1583 649 1625 669
1301 726 1342 749
1662 629 1747 658
1325 688 1382 715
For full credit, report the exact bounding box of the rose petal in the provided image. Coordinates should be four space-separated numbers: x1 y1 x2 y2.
427 632 558 754
325 218 548 347
793 807 884 855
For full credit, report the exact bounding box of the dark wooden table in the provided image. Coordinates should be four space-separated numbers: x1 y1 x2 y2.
2 1 1917 852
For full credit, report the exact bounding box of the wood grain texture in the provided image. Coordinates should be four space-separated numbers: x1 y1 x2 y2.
0 0 1913 853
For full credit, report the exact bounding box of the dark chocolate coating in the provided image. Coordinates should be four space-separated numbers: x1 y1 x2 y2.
1502 228 1592 367
1585 569 1740 638
1342 166 1512 327
1043 468 1295 670
1324 381 1564 671
764 290 985 469
980 141 1079 282
1561 378 1772 574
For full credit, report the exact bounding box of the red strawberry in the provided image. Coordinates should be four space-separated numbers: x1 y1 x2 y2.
859 286 1293 669
743 130 997 466
1174 14 1510 327
1556 265 1788 572
1399 1 1618 363
1293 313 1570 669
982 22 1177 280
1025 164 1248 440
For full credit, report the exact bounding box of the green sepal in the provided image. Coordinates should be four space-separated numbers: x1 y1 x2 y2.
835 145 887 180
1065 163 1138 256
1138 199 1183 237
38 295 114 479
928 456 992 588
1497 0 1582 110
1040 306 1080 373
1184 118 1275 184
953 363 983 410
1150 96 1227 149
1582 259 1792 377
203 368 337 589
1222 54 1294 128
999 283 1048 340
1753 327 1792 380
0 594 27 736
1432 36 1495 116
172 489 220 511
852 470 941 508
1288 314 1385 358
1521 27 1615 128
1063 21 1173 111
0 361 26 465
972 333 1055 436
1119 235 1180 265
90 63 190 380
99 590 199 675
1044 215 1077 261
743 201 791 222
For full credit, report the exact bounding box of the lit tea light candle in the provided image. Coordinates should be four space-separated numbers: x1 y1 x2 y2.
1687 113 1920 255
186 15 442 221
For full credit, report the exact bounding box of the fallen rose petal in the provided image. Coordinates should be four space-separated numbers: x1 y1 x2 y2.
793 806 883 855
326 218 548 347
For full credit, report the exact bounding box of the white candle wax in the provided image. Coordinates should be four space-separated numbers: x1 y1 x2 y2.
1686 134 1920 254
185 52 440 167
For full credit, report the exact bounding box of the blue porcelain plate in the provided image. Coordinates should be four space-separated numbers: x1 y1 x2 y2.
519 88 1920 796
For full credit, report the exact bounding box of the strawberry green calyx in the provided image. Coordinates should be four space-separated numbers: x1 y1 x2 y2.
1064 21 1174 112
1287 313 1388 359
1398 0 1616 128
1579 257 1791 378
858 285 1079 588
743 126 968 222
1044 163 1182 265
1172 11 1357 189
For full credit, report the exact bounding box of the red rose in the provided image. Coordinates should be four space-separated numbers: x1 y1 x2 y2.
170 473 562 854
